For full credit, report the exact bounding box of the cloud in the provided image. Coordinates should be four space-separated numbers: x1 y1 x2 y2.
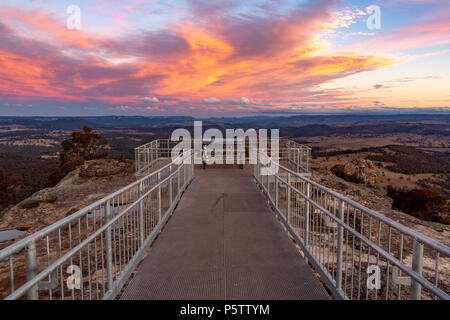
222 97 239 104
202 97 221 103
128 97 160 103
2 0 443 114
340 6 450 53
240 97 251 105
222 97 252 105
114 105 133 111
372 100 385 106
102 30 192 60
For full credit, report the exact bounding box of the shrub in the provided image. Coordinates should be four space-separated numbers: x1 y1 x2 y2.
0 167 19 209
331 166 366 184
386 185 448 223
65 208 78 216
19 199 40 209
46 126 108 187
43 196 57 204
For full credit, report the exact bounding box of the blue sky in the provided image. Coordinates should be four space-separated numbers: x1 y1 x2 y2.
0 0 448 116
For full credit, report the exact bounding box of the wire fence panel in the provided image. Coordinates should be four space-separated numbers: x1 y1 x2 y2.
135 138 311 177
0 150 193 300
254 151 450 300
4 137 447 300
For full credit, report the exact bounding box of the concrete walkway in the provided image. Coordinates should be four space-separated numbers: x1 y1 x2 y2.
120 166 330 300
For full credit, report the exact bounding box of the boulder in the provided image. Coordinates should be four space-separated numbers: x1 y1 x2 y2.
80 159 133 178
28 188 59 203
331 158 378 185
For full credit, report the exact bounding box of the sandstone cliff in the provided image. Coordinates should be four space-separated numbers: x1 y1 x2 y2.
0 159 135 239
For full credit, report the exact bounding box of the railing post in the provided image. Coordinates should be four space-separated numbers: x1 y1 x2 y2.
25 239 38 300
135 148 138 173
275 175 279 208
158 172 162 225
105 200 113 292
410 239 424 300
307 149 311 173
191 151 194 179
139 182 144 247
177 164 180 192
256 158 259 182
265 163 269 192
305 182 310 248
287 173 291 223
184 161 187 187
336 199 344 290
298 149 301 173
169 165 173 205
147 147 150 172
288 145 291 163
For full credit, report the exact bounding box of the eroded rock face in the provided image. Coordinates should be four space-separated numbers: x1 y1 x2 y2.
80 159 134 178
331 158 378 185
0 159 136 234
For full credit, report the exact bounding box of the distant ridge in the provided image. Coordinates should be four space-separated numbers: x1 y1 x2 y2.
0 113 449 129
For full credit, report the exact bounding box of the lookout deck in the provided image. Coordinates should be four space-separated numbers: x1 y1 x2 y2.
120 166 330 300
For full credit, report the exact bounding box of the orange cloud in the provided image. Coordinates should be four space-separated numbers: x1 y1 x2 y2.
0 1 402 114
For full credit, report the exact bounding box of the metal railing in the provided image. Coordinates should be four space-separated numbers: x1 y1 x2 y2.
4 141 447 300
280 139 311 174
135 138 311 177
254 151 450 300
0 150 194 300
135 139 179 176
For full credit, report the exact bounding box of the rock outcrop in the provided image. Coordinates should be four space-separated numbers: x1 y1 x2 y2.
80 159 134 178
0 159 135 237
331 158 378 185
312 167 449 246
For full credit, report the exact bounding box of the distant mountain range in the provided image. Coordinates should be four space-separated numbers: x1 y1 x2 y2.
1 113 449 130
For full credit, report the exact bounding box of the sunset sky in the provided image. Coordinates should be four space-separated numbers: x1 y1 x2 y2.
0 0 449 116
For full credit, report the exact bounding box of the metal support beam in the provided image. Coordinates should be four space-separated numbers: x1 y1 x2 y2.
139 182 144 247
287 173 291 223
158 172 162 224
25 240 38 300
336 199 344 290
411 240 424 300
105 200 113 291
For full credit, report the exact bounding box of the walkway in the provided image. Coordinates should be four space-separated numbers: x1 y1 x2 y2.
120 166 330 299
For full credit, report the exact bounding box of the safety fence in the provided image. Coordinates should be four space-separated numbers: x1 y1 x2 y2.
0 150 194 300
254 151 450 300
134 138 311 177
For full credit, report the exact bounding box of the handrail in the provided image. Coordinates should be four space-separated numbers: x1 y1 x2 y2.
0 150 194 300
4 144 447 300
274 173 449 300
262 152 450 257
134 137 312 176
5 166 183 300
0 151 187 260
255 151 450 300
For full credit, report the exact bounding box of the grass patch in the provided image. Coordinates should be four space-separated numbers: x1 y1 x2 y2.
43 196 57 204
65 208 78 217
386 185 448 224
18 200 40 209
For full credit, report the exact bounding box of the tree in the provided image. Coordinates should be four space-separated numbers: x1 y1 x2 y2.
0 167 19 209
47 126 108 186
387 185 447 222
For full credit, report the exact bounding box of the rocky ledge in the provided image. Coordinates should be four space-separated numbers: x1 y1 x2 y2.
0 159 136 239
331 158 378 185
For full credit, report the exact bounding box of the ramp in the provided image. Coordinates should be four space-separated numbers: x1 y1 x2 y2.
120 167 330 300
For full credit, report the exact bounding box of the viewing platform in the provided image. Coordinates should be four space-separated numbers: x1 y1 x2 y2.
120 166 329 299
0 138 449 301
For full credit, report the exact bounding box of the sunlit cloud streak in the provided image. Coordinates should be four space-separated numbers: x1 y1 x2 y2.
0 0 448 115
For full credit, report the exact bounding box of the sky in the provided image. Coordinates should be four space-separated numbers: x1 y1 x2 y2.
0 0 449 116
